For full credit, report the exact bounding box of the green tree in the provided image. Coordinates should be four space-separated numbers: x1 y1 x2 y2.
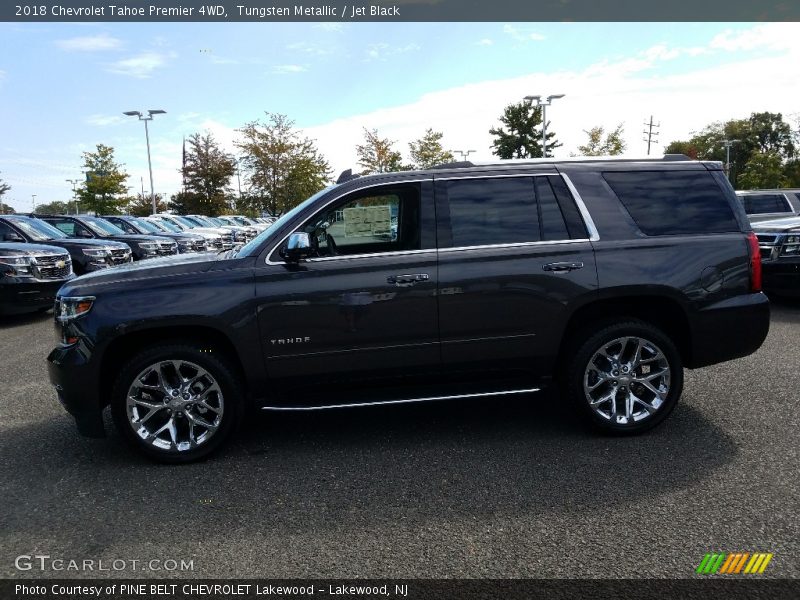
0 203 14 214
34 201 71 214
490 99 560 159
168 191 204 216
576 124 626 156
0 172 10 201
78 144 129 214
738 151 789 189
409 128 454 169
127 192 166 216
236 113 331 216
181 132 235 216
783 159 800 188
664 112 796 188
356 128 409 174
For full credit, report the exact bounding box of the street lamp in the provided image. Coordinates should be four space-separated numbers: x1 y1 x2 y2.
721 139 740 181
66 179 81 214
123 109 166 214
524 94 565 158
31 194 37 212
453 149 477 162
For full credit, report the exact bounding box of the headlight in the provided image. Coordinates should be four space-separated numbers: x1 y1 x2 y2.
781 244 800 256
785 235 799 244
138 242 159 255
82 248 110 261
56 296 95 322
0 255 34 277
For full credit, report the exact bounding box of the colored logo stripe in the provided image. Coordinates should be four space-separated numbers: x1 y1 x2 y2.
696 552 773 574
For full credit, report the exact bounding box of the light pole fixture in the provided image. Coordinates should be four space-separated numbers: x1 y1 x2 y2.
524 94 565 158
453 149 477 162
721 139 740 181
123 109 166 214
66 179 81 214
31 194 37 212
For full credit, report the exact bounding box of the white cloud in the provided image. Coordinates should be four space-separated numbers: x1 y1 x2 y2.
313 23 344 33
272 64 307 74
85 114 125 127
503 24 546 42
364 42 421 61
56 33 122 52
476 38 493 46
287 41 333 56
107 52 173 78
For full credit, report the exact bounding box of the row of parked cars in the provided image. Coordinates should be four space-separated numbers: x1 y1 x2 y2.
0 213 274 315
736 189 800 297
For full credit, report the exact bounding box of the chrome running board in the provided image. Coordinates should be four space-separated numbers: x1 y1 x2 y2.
260 387 541 411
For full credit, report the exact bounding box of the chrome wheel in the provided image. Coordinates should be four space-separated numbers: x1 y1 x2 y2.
583 336 671 425
126 360 224 452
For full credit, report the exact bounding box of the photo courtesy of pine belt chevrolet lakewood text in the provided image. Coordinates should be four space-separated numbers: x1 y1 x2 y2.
47 156 770 462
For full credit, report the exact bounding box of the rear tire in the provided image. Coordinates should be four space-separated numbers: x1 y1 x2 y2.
111 344 243 463
564 320 683 434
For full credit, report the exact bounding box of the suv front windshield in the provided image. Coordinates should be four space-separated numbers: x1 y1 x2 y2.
8 217 68 241
132 218 162 234
82 217 127 237
237 184 337 258
172 216 197 229
149 218 180 233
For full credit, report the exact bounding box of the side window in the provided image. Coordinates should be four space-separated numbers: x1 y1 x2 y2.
296 184 420 258
535 177 569 241
745 194 791 215
0 221 11 239
112 219 135 234
445 177 540 247
47 219 76 236
603 170 740 236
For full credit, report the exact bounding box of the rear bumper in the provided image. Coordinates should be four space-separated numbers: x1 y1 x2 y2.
0 278 65 315
762 259 800 297
688 292 770 368
47 342 105 437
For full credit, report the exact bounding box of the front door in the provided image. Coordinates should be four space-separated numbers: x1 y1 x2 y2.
255 180 440 393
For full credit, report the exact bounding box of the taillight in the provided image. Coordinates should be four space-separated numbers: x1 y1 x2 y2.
746 232 762 293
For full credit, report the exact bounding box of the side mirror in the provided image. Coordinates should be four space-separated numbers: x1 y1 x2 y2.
4 231 24 242
282 232 312 262
76 230 93 238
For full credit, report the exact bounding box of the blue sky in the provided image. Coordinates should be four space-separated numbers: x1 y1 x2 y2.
1 21 798 211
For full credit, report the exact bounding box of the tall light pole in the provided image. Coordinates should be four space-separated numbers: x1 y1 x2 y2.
722 139 740 181
66 179 81 214
524 94 565 158
123 109 166 214
31 194 37 212
453 149 477 162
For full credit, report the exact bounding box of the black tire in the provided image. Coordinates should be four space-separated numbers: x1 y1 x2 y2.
111 344 244 463
564 320 683 434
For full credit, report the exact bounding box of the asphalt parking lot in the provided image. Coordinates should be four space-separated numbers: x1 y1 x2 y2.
1 300 798 579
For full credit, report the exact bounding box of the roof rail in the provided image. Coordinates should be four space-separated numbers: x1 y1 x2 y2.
431 161 476 170
662 154 691 161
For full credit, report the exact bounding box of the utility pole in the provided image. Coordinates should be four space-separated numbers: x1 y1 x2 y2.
643 116 660 156
66 179 81 214
722 139 740 181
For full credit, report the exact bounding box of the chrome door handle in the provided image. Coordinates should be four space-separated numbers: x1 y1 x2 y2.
543 262 584 272
387 273 429 285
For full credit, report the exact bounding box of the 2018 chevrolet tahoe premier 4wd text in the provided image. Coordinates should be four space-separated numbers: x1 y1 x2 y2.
48 157 770 462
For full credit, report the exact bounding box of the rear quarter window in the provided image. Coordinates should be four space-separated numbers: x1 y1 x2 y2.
603 170 740 236
740 193 792 215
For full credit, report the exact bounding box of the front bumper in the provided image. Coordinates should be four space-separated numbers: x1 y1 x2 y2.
47 341 105 437
762 258 800 297
0 278 67 315
689 292 770 368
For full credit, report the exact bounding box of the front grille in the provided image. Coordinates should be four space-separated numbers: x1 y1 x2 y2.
220 232 234 250
110 248 132 265
759 246 775 261
33 254 72 279
756 234 778 244
192 240 207 251
158 242 178 255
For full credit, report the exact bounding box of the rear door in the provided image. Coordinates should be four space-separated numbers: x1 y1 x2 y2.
435 172 598 375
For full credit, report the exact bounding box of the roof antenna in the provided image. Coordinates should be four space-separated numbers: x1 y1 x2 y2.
336 169 360 184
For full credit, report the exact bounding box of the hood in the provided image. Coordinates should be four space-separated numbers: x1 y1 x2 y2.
60 251 251 293
187 227 229 237
112 233 175 244
0 242 69 256
751 216 800 233
40 238 130 250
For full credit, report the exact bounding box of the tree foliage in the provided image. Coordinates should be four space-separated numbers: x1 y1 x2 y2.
490 100 561 159
181 132 235 216
35 201 72 215
127 192 167 216
0 172 10 200
78 144 129 214
409 128 454 169
0 203 14 214
664 112 798 189
236 113 331 216
356 128 408 174
576 124 626 156
738 151 788 190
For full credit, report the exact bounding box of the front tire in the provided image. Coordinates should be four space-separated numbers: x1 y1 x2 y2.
111 344 243 463
564 320 683 434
